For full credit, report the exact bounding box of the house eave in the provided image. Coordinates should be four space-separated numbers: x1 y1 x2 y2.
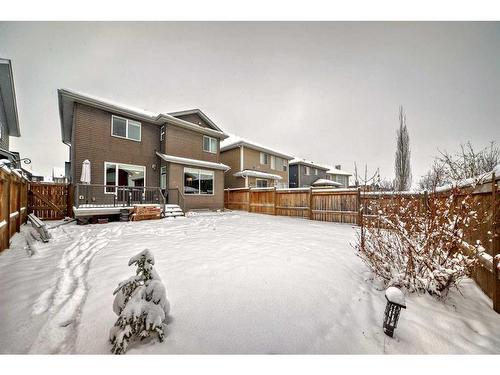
156 151 231 171
0 58 20 137
221 141 293 160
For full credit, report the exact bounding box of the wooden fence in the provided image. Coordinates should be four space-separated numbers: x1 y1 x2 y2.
225 187 359 223
225 181 500 313
0 167 29 252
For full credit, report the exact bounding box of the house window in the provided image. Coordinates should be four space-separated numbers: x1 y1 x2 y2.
160 126 165 142
271 156 276 170
203 136 217 153
314 168 318 175
256 179 268 188
305 166 311 175
111 115 141 141
260 152 268 165
282 160 288 172
105 162 146 193
160 166 167 190
184 167 214 195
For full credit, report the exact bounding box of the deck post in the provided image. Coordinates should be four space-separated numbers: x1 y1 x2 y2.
491 172 500 313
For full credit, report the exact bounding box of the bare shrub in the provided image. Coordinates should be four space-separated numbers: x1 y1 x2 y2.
357 189 486 296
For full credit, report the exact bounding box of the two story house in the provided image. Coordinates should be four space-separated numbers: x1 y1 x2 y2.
220 136 293 188
289 158 330 188
325 165 351 188
58 89 230 214
0 58 21 167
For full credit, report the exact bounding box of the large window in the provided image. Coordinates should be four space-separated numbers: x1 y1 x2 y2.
112 115 141 141
203 136 217 153
256 179 268 188
184 167 214 195
105 162 145 193
260 152 268 165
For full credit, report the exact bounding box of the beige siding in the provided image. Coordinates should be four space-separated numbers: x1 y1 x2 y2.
220 147 245 188
242 148 289 183
168 163 224 210
165 125 219 163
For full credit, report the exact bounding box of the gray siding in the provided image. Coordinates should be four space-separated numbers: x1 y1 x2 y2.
290 163 328 187
0 93 9 151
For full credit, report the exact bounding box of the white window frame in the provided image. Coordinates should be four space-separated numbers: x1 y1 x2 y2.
305 166 311 175
314 168 318 176
203 136 217 154
183 167 215 195
111 115 142 142
256 178 268 188
104 161 146 194
260 152 268 165
271 156 276 170
160 125 165 142
160 166 167 190
282 159 288 172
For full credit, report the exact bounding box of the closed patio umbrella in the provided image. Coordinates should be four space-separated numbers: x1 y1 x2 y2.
80 159 91 184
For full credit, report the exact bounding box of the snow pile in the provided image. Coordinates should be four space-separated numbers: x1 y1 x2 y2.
110 249 170 354
385 287 406 307
312 179 342 187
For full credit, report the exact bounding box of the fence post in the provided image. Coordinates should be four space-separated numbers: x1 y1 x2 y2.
357 187 364 251
247 188 251 212
273 187 277 215
491 172 499 313
16 178 21 232
308 188 313 220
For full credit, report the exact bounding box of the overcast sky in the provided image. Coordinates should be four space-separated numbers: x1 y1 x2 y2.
0 22 498 182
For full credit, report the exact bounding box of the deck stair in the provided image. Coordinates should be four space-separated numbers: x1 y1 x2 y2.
164 204 184 218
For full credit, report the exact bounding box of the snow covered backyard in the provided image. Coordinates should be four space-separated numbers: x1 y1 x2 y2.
0 212 499 354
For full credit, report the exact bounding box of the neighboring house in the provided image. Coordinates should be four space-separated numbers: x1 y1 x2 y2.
220 135 293 188
289 158 330 188
52 167 68 184
0 58 21 167
58 89 230 213
325 165 351 188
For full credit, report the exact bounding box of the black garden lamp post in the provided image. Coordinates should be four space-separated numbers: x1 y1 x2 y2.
383 286 406 338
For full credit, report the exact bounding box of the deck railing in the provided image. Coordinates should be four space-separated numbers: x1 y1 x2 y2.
74 184 166 209
167 187 186 213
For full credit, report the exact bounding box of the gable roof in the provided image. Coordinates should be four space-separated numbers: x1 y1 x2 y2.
168 109 223 132
58 89 229 146
220 134 294 160
289 158 330 171
0 58 20 137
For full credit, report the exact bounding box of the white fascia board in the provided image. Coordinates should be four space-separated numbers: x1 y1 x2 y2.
156 152 231 171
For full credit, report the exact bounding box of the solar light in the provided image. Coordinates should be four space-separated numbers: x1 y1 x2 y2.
383 286 406 338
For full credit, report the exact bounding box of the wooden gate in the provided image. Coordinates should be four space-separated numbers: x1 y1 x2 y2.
28 183 72 220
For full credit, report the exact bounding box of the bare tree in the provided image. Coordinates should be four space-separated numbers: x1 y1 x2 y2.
394 106 412 191
418 141 499 190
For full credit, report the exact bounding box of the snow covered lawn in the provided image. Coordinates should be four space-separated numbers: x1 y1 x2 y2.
0 212 499 354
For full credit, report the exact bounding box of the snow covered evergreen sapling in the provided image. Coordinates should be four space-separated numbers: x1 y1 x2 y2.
110 249 170 354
